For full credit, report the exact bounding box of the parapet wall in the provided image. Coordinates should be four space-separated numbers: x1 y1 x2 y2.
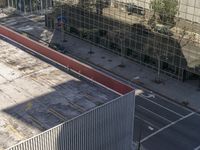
0 26 135 150
0 25 133 95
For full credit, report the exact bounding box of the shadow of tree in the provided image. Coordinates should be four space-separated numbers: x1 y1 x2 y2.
46 4 187 79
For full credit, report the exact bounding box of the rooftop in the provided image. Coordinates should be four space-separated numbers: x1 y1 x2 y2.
0 36 118 149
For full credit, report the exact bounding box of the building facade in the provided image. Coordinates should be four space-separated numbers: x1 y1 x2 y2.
46 0 199 81
7 0 54 13
6 0 200 81
0 0 6 7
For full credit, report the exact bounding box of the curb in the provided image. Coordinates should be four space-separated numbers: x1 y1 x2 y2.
6 24 199 113
65 51 200 113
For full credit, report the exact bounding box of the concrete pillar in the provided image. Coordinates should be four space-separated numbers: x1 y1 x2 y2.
29 0 32 13
19 0 22 13
11 0 14 7
45 0 47 10
40 0 43 14
7 0 10 7
23 0 26 14
110 0 114 7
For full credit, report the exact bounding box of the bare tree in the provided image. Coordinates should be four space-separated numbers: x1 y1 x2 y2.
153 36 163 83
177 26 196 48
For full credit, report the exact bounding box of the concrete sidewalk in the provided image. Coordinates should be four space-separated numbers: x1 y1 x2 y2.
51 30 200 111
1 14 200 111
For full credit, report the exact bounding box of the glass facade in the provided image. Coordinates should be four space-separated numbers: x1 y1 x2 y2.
7 0 53 14
7 0 200 81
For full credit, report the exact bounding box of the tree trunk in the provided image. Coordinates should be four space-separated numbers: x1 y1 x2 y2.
156 56 161 83
198 76 200 88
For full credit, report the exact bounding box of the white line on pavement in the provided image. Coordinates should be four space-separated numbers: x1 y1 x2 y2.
141 112 195 143
135 115 159 129
148 126 154 131
139 95 184 117
137 105 172 123
194 145 200 150
154 94 192 113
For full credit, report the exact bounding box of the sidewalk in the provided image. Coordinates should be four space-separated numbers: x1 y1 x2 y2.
51 30 200 111
1 14 200 111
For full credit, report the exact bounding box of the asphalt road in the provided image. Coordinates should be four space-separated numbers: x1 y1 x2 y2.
134 90 200 150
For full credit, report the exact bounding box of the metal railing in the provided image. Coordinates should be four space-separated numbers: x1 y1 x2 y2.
7 92 135 150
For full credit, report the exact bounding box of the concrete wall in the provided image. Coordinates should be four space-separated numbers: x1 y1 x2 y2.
0 25 133 95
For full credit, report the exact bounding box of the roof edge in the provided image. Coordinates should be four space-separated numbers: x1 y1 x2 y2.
0 25 134 95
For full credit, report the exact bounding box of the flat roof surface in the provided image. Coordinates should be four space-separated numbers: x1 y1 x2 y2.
0 36 118 149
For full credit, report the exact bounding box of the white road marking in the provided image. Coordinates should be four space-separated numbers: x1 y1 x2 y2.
140 93 155 98
106 72 191 114
148 126 154 131
141 112 195 143
137 105 172 123
135 115 159 129
139 95 184 117
194 145 200 150
154 93 192 113
129 81 192 113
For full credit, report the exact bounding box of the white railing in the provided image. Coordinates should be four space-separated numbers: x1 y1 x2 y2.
7 92 135 150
